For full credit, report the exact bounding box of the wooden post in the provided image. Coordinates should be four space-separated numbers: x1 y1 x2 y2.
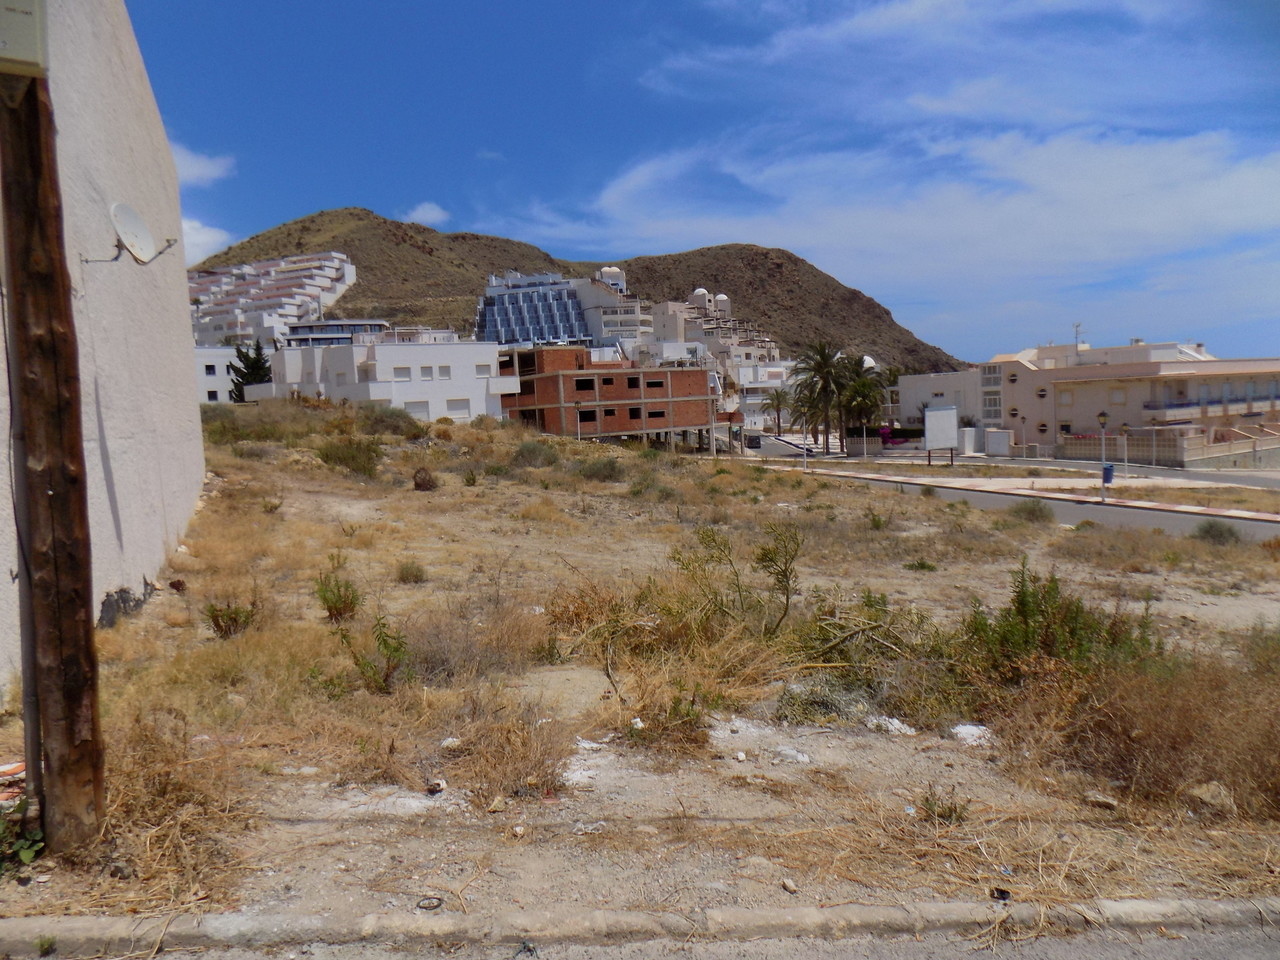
0 76 104 851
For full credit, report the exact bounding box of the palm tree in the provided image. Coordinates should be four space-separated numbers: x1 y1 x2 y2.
841 374 883 457
791 342 846 454
761 388 790 436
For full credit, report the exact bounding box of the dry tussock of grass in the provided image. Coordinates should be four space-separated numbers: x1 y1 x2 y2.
433 686 573 805
727 787 1280 903
1022 659 1280 818
92 708 251 912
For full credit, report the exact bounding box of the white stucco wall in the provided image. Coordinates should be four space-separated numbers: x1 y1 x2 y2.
0 0 206 690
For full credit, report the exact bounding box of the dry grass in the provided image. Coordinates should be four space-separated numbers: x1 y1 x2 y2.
725 786 1280 903
49 403 1280 915
1082 484 1280 515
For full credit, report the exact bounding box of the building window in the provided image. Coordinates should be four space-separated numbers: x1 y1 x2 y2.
1007 372 1018 383
1059 390 1072 406
574 377 594 391
204 364 216 376
646 379 663 388
601 377 614 386
1059 423 1071 434
420 366 433 380
1038 422 1049 434
445 398 470 417
207 390 219 402
393 366 411 382
1008 407 1019 418
628 407 642 420
603 408 616 417
1036 388 1048 399
578 409 597 423
627 376 640 389
648 409 666 419
475 363 491 378
439 365 451 380
225 364 234 375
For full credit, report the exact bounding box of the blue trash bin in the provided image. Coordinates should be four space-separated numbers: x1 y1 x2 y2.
1102 463 1115 485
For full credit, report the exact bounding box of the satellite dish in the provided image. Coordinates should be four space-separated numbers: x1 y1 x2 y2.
110 202 158 263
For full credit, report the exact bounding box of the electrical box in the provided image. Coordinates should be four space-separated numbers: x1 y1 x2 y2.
0 1 48 78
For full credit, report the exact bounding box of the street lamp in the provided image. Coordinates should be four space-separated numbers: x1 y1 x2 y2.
1121 422 1130 478
1020 415 1027 456
574 400 582 442
1097 411 1109 502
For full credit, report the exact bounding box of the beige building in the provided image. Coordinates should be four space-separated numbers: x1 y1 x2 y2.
898 341 1280 467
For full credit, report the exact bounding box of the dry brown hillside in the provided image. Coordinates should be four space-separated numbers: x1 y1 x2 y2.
196 207 962 371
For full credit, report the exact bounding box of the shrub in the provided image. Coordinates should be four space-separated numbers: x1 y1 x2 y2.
964 559 1156 682
396 560 426 584
1006 498 1054 524
316 437 382 478
471 414 499 431
412 467 438 491
202 597 259 639
904 558 937 572
512 440 559 468
1191 517 1241 546
338 615 408 695
315 571 364 622
578 457 624 482
356 404 428 439
464 469 478 487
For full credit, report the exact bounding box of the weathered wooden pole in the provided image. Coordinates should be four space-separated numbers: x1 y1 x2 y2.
0 74 104 851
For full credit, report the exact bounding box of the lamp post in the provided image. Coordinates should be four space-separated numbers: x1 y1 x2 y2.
1020 415 1027 457
1121 422 1130 478
1098 411 1109 502
574 400 582 442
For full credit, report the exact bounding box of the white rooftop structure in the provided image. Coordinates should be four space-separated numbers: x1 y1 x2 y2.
189 251 357 347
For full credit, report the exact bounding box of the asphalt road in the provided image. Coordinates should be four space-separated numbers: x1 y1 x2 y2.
738 434 1280 540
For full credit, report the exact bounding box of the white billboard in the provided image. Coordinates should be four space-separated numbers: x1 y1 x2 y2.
925 405 959 451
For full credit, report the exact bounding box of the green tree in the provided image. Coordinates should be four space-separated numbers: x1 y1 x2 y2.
229 339 272 403
791 342 846 454
761 387 790 435
838 359 883 456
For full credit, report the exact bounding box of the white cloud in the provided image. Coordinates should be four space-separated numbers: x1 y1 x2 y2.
480 124 1280 360
182 218 235 265
170 142 235 188
403 201 451 227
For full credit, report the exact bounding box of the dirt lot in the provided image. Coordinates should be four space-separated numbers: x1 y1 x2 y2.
3 430 1279 921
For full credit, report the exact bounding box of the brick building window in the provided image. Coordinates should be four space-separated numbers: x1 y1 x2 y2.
628 407 642 420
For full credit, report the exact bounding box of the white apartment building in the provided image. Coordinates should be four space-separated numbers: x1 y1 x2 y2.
189 251 357 346
897 340 1280 466
245 330 519 422
195 346 239 404
732 361 798 430
651 288 780 374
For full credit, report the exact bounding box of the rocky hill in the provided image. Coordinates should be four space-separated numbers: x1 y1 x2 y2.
196 207 962 371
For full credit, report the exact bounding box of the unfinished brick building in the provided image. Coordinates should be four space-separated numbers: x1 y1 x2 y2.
499 346 720 447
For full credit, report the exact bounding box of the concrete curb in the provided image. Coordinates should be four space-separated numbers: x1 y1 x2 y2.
4 898 1280 955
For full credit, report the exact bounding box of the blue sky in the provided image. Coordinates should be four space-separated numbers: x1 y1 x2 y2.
127 0 1280 363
